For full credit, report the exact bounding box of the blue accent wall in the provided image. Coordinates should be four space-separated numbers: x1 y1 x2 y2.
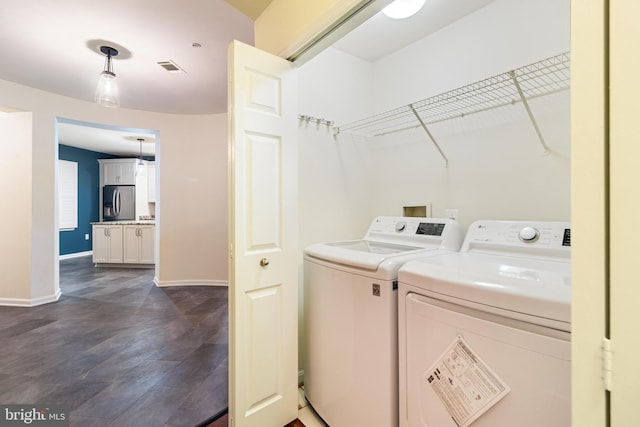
58 145 116 256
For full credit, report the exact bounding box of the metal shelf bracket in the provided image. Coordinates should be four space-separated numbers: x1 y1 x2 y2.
509 71 550 155
409 104 449 166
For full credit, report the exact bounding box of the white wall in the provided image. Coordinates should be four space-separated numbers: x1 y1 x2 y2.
156 113 228 287
32 112 61 303
300 0 570 235
366 95 570 228
296 47 376 378
366 0 570 230
298 47 376 248
0 79 229 305
0 112 36 302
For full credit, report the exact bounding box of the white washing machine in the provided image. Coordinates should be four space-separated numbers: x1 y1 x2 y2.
398 220 571 427
304 216 463 427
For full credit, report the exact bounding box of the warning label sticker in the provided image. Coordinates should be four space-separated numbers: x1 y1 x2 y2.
424 335 510 427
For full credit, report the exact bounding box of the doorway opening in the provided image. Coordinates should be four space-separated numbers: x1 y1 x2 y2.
56 117 158 269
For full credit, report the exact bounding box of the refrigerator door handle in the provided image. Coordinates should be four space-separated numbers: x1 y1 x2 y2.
114 190 120 217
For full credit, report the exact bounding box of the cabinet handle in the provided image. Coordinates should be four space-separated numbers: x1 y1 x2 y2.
259 258 270 267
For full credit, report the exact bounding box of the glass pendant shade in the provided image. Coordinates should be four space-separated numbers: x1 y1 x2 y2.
95 46 120 108
94 71 120 107
136 138 145 176
382 0 426 19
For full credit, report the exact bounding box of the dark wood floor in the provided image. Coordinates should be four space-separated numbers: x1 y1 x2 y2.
0 256 228 427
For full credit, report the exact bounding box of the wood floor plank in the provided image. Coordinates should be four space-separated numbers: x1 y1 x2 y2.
0 256 228 427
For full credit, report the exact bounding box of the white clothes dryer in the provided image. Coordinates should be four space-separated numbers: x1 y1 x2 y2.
398 220 571 427
304 216 463 427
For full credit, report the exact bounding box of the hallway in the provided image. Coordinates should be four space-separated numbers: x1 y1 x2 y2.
0 256 228 426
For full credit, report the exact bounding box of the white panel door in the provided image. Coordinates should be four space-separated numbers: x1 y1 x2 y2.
228 40 298 427
610 0 640 424
123 225 141 263
92 225 110 263
138 225 155 264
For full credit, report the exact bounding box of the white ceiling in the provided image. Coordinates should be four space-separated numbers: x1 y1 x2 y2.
57 122 158 157
1 0 495 156
0 0 255 115
333 0 495 62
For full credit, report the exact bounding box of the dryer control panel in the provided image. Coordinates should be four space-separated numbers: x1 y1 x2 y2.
462 220 571 258
365 216 463 251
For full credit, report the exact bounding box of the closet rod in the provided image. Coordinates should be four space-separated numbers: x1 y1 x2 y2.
371 88 568 137
336 52 570 139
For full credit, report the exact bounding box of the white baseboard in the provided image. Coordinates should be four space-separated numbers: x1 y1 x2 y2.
59 251 92 260
0 289 62 307
154 278 228 288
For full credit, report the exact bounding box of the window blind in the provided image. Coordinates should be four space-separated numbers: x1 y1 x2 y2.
59 159 78 230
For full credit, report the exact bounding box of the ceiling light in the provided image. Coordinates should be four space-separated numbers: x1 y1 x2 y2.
382 0 426 19
94 46 120 108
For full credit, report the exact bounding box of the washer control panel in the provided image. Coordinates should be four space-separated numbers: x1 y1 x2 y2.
462 220 571 255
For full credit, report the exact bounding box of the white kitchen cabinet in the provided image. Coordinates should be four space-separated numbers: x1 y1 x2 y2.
93 223 154 266
123 224 155 264
100 159 136 185
92 224 123 263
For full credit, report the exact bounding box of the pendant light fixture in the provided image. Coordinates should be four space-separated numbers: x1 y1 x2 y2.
136 138 145 175
382 0 426 19
94 46 120 108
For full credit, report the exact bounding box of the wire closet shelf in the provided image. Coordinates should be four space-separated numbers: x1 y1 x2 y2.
336 51 570 139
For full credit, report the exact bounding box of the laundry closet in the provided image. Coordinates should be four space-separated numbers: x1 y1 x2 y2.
295 0 570 418
297 0 570 248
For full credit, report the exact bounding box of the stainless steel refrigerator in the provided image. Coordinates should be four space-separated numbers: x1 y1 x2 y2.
103 185 135 221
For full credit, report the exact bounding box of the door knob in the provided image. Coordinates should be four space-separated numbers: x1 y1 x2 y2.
259 258 270 267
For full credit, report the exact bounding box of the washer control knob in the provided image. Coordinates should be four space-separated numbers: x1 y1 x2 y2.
395 221 407 232
519 226 540 242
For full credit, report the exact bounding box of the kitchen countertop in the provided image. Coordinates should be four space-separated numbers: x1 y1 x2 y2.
91 221 156 225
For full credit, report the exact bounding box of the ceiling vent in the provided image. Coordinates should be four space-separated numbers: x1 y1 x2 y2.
157 60 186 73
